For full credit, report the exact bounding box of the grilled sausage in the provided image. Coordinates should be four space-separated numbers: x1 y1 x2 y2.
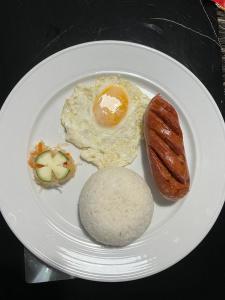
144 94 190 200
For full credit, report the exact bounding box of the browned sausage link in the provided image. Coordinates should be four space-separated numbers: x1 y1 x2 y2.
144 94 190 200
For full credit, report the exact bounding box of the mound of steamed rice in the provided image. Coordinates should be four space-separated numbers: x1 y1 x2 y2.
79 167 154 247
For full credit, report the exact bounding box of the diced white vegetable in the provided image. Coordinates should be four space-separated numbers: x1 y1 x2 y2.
36 167 52 182
53 152 68 165
36 151 52 165
35 150 70 182
52 165 70 179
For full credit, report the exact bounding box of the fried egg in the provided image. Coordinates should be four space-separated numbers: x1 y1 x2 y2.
61 76 149 168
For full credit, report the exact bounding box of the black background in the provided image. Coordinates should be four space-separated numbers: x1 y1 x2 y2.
0 0 225 297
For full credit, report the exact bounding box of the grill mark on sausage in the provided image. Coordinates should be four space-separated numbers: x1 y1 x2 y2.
150 127 182 157
149 148 189 199
149 95 182 136
146 126 177 157
149 146 185 185
148 129 188 184
149 106 181 136
146 110 184 156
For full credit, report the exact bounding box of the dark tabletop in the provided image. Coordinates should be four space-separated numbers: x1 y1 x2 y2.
1 0 225 297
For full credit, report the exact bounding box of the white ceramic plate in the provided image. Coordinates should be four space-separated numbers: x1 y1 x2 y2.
1 41 225 282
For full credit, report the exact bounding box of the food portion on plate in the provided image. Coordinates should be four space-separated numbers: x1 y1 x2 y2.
28 141 76 188
79 167 154 246
27 76 191 246
144 95 190 201
61 76 149 168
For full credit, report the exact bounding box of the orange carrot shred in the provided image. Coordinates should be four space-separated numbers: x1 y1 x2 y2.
37 142 43 153
36 163 44 168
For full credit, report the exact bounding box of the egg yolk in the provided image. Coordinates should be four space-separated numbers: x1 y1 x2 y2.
93 85 128 127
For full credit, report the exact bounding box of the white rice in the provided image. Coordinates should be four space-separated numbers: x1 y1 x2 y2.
79 167 154 247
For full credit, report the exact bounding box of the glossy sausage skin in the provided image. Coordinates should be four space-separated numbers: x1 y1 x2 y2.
144 94 190 200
